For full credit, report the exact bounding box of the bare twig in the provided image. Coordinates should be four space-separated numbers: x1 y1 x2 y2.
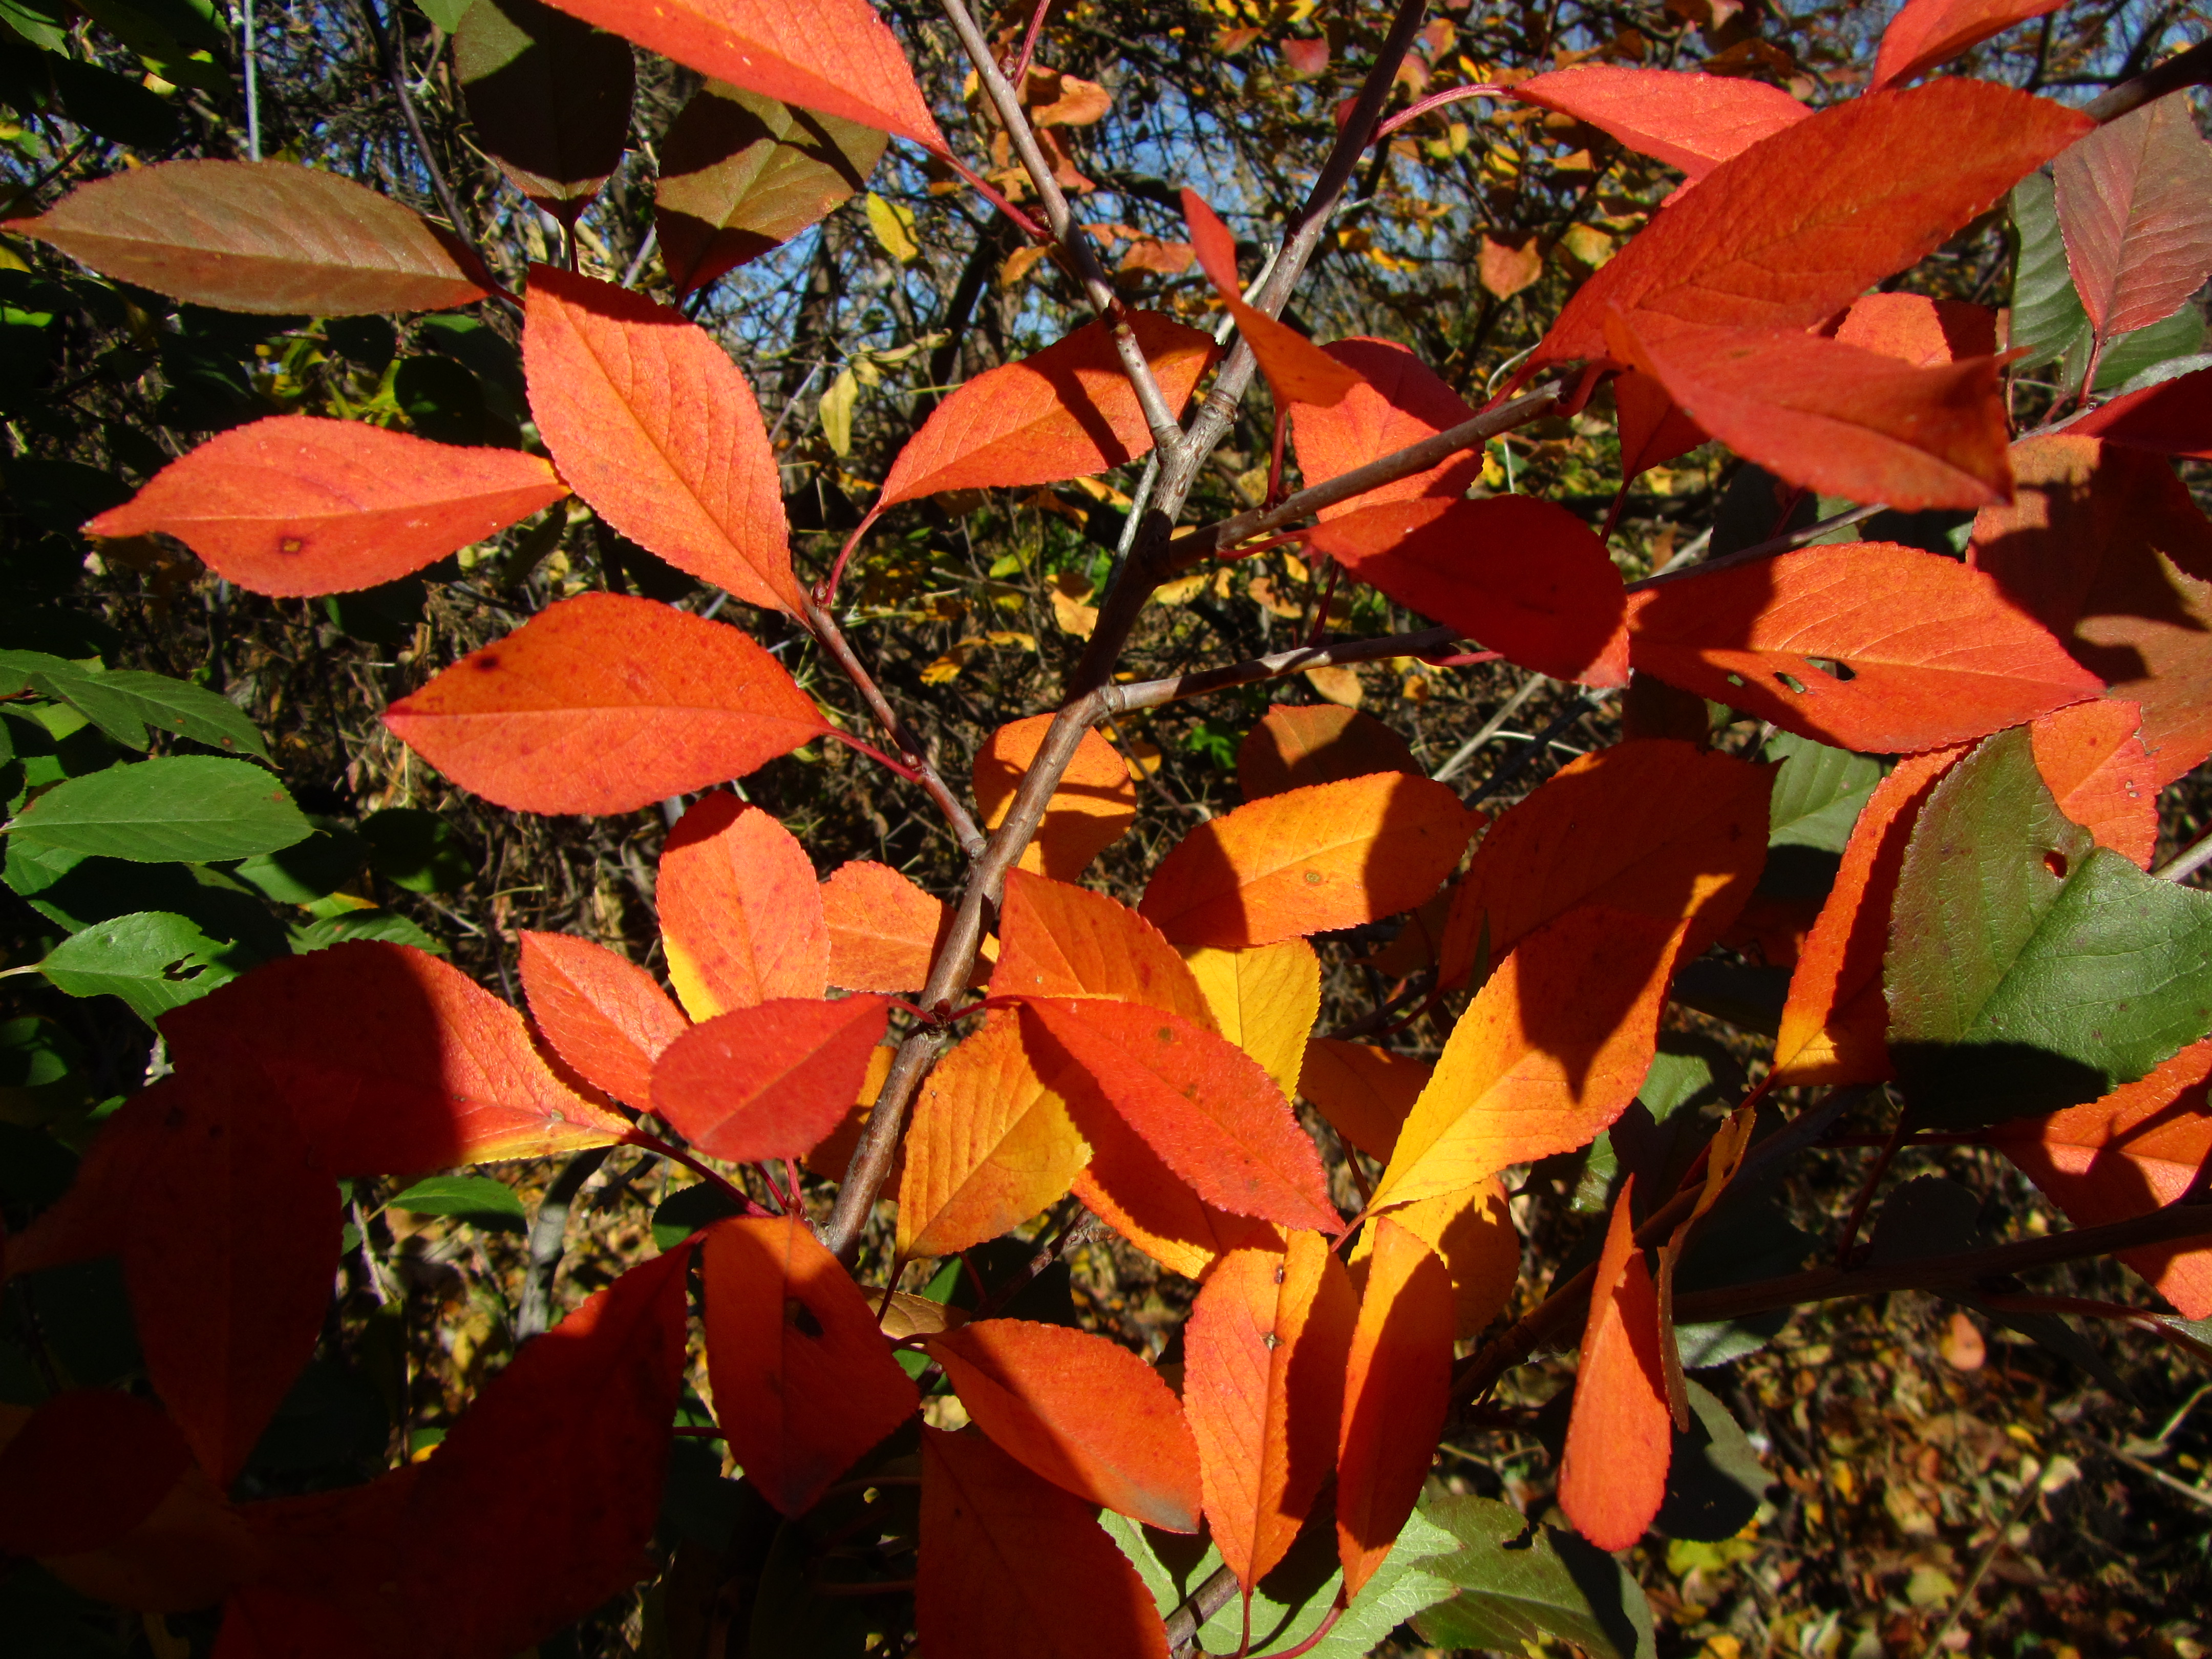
1624 501 1885 592
2155 823 2212 883
517 1147 610 1339
2083 37 2212 123
356 0 501 293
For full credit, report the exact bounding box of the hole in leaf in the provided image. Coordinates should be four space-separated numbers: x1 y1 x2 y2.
2043 849 2068 879
1725 673 1746 688
784 1296 824 1338
1776 672 1807 694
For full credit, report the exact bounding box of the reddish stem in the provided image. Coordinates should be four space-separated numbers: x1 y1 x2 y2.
941 152 1050 241
815 508 884 609
622 1130 771 1216
821 725 924 782
1373 83 1508 141
1004 0 1053 84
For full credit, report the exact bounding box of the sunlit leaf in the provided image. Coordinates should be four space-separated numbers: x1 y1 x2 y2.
821 859 951 992
519 929 689 1109
1286 338 1481 520
972 715 1140 883
1179 938 1319 1102
1557 1178 1670 1552
2054 93 2212 340
1337 1218 1454 1599
657 792 830 1019
652 993 889 1162
1237 704 1419 801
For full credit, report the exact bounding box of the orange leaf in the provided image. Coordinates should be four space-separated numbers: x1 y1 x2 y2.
520 930 688 1108
1772 747 1963 1085
538 0 946 152
897 1010 1093 1257
2065 364 2212 461
652 994 890 1163
1436 737 1772 989
1970 436 2212 788
1182 189 1362 406
382 591 828 815
1873 0 2069 89
1557 1178 1671 1552
1349 1177 1518 1340
1605 312 2013 511
925 1319 1202 1533
802 1043 899 1181
1336 1217 1454 1598
1015 997 1339 1235
1374 907 1683 1209
1513 64 1807 179
1071 1106 1277 1278
1286 338 1481 520
878 313 1216 506
1615 369 1707 482
972 714 1139 882
702 1215 919 1515
1237 703 1419 800
993 869 1214 1022
657 792 830 1019
918 1426 1170 1659
1987 1039 2212 1317
821 860 952 992
2031 698 2160 868
524 267 802 613
1834 291 1998 367
1299 1038 1430 1161
1534 82 2092 368
81 416 566 599
1179 938 1320 1101
1185 1231 1357 1591
1138 773 1476 949
1625 542 2105 753
1306 495 1632 686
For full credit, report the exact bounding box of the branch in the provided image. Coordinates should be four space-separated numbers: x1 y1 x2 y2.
355 0 503 296
516 1147 609 1339
1623 501 1885 592
2084 37 2212 124
1108 625 1457 713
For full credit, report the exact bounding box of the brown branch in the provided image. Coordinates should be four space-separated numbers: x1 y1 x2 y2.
1108 625 1458 712
2084 37 2212 123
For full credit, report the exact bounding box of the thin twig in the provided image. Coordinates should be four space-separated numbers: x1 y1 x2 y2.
1433 674 1542 782
1624 502 1885 592
1924 1459 2054 1652
2155 823 2212 883
517 1147 609 1339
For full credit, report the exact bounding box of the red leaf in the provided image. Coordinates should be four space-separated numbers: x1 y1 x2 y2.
1071 1103 1278 1279
0 1393 193 1557
1970 435 2212 788
2031 698 2160 867
1287 338 1481 520
519 930 688 1109
1335 1217 1453 1598
1297 1038 1431 1161
1872 0 2069 89
877 313 1217 506
385 592 827 815
1237 703 1420 800
1 160 490 314
1534 82 2093 368
1306 495 1632 685
972 715 1139 882
651 994 889 1163
1834 291 1999 367
1014 997 1339 1235
538 0 945 151
163 941 628 1172
1185 1231 1357 1591
1605 312 2014 511
523 267 802 612
1512 65 1807 179
1625 541 2105 752
703 1215 919 1514
81 416 566 599
2053 92 2212 339
1615 369 1707 482
918 1425 1170 1659
925 1319 1202 1533
2065 365 2212 460
1987 1039 2212 1317
822 860 952 992
1182 190 1362 406
993 869 1215 1022
657 792 830 1018
1557 1178 1670 1552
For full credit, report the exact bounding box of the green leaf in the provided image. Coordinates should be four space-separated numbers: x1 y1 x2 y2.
36 909 241 1020
289 909 447 955
1411 1495 1656 1659
412 0 473 30
231 825 370 904
74 670 267 758
2009 173 2091 375
359 807 475 894
651 1180 744 1252
1763 732 1880 855
8 756 312 863
1886 727 2212 1128
1653 1379 1770 1542
2094 301 2205 392
388 1174 526 1229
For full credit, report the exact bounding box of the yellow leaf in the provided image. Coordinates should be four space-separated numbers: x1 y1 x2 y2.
1050 569 1100 638
1353 1177 1519 1339
864 192 920 263
1179 939 1320 1101
999 243 1053 288
1304 664 1363 707
819 366 858 456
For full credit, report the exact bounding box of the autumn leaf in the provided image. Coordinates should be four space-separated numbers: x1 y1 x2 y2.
993 869 1215 1022
1512 65 1807 181
1184 1231 1357 1591
1373 906 1684 1210
1533 81 2092 368
652 994 889 1163
898 1010 1094 1258
1834 291 2000 366
1298 1037 1430 1161
972 714 1139 883
1014 997 1340 1235
1557 1178 1671 1552
1306 494 1632 686
0 1392 194 1557
2031 698 2160 868
519 930 688 1109
1436 737 1772 989
703 1215 919 1515
382 592 828 815
1871 0 2069 90
925 1319 1202 1533
2053 93 2212 341
876 313 1216 507
2065 365 2212 461
821 860 953 992
47 1460 259 1617
1336 1218 1454 1599
1286 338 1481 520
523 266 802 613
1625 542 2106 754
456 0 634 226
1071 1102 1279 1279
1615 369 1707 483
1348 1177 1518 1341
2 160 491 314
1180 938 1320 1102
918 1426 1171 1659
1182 189 1362 406
1138 773 1476 949
657 792 830 1019
1237 704 1419 800
81 416 567 599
